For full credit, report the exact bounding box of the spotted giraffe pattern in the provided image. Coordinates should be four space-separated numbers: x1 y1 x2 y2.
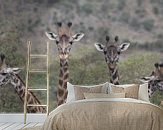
141 62 163 98
95 36 130 85
12 74 46 113
45 22 84 106
0 72 46 113
108 65 119 85
57 59 69 106
0 54 46 113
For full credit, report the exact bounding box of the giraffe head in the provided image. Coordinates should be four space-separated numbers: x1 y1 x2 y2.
140 62 163 97
0 54 21 86
45 22 84 60
95 36 130 68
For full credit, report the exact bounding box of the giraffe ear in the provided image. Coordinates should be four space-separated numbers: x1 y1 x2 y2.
45 32 58 40
12 68 21 74
119 42 130 52
157 81 163 91
94 43 105 52
140 76 154 83
140 77 150 83
72 33 84 42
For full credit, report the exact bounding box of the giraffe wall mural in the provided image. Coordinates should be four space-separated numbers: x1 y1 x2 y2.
94 36 130 85
45 22 84 106
0 54 46 113
140 62 163 98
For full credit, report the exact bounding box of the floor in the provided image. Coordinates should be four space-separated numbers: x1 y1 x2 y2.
0 122 43 130
0 114 46 130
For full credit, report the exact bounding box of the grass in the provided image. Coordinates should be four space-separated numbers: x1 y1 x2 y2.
0 49 163 112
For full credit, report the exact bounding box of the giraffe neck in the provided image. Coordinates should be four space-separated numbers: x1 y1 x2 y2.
147 84 153 98
148 81 163 98
57 58 69 106
10 74 46 113
108 64 119 85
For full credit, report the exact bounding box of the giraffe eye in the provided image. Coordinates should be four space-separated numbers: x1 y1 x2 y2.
56 41 59 44
156 79 161 82
67 47 71 52
1 73 7 76
69 41 73 45
104 50 107 54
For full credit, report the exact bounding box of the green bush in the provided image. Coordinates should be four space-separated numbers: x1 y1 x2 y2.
135 8 146 18
95 27 110 42
153 6 159 15
137 0 143 6
80 3 93 15
117 0 126 10
142 19 154 31
119 12 130 23
130 17 141 30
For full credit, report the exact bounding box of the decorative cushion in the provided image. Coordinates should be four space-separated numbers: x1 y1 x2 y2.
66 82 108 103
109 83 140 99
138 83 150 102
84 92 125 99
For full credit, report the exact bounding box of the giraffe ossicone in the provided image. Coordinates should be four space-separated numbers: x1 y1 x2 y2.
94 35 130 85
45 22 84 106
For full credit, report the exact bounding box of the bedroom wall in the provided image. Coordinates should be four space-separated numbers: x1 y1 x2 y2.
0 0 162 112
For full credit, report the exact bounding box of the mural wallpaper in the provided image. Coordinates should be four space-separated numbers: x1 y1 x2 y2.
0 0 163 113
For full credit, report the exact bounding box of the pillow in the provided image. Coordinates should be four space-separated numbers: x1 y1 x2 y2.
66 82 108 103
84 92 125 99
109 83 139 99
138 83 150 102
107 83 136 93
160 101 163 107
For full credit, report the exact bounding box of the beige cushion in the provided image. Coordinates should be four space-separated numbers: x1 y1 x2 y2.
66 82 108 102
74 84 108 100
110 84 139 99
138 83 150 102
160 101 163 106
84 93 126 99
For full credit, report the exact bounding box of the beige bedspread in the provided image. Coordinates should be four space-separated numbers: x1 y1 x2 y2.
35 98 163 130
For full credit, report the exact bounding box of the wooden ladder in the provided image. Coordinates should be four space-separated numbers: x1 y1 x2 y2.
24 41 50 124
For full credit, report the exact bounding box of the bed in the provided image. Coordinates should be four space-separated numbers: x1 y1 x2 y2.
42 98 163 130
22 82 163 130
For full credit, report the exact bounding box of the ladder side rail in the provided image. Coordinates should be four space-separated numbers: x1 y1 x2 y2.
46 42 50 115
24 41 31 124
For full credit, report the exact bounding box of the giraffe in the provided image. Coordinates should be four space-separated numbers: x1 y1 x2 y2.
140 62 163 98
45 22 84 106
0 54 46 113
94 36 130 85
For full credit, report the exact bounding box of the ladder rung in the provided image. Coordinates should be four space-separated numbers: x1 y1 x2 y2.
27 104 47 107
28 88 47 91
30 54 47 58
29 70 47 73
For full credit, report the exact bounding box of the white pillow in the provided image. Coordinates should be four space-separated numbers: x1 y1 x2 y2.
66 82 109 103
138 83 150 102
67 82 76 103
